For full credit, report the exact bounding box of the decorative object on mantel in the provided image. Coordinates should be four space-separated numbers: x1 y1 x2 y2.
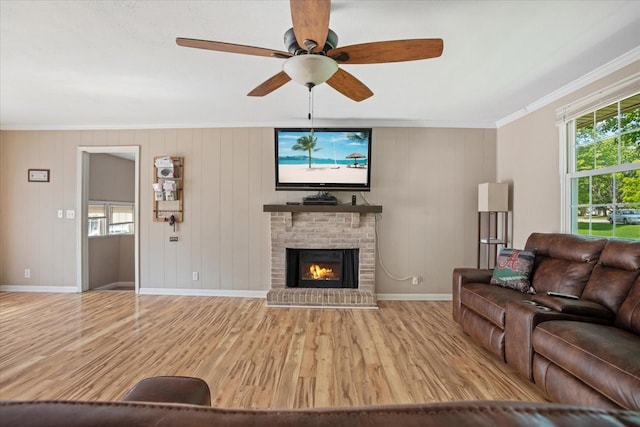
477 183 509 269
28 169 49 182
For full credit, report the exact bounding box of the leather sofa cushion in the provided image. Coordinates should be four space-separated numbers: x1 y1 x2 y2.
525 233 606 295
460 283 532 328
529 258 596 296
582 265 640 313
525 233 607 263
581 240 640 314
598 240 640 271
616 278 640 334
533 321 640 410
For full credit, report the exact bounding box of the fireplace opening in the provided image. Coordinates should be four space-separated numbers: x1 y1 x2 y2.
286 248 359 289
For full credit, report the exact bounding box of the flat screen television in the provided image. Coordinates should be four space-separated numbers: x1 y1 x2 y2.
275 128 372 191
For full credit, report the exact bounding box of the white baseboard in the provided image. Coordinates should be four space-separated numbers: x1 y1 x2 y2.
376 293 452 301
0 285 78 293
94 281 135 290
138 288 268 298
0 286 452 302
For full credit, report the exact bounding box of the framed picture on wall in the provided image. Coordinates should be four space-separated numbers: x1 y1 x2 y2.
28 169 50 182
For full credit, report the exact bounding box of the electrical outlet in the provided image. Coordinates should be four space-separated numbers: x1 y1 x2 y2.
192 272 199 281
66 209 75 219
412 276 419 285
24 269 30 279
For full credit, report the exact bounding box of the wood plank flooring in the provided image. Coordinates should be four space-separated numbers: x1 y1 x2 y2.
0 291 548 407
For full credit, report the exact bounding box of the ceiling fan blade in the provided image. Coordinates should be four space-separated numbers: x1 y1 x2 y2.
328 39 444 64
290 0 330 53
176 38 292 59
326 68 373 102
247 71 292 97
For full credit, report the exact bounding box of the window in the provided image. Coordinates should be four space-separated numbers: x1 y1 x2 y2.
88 202 134 236
564 93 640 240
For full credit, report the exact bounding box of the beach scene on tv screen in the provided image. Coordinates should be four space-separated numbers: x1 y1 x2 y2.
277 130 369 184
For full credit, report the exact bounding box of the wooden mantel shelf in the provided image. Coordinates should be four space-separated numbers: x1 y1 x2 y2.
264 204 382 228
263 204 382 213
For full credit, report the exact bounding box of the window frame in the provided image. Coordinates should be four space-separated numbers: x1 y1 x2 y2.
87 201 135 237
558 76 640 240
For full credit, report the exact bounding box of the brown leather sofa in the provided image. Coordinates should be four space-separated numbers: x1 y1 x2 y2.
1 376 639 426
453 233 640 410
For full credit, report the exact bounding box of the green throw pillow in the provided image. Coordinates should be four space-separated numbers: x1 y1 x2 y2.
490 248 537 294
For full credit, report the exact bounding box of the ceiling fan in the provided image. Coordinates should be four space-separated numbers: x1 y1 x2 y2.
176 0 443 102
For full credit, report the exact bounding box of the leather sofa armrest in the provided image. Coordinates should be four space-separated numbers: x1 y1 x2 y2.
121 376 211 406
452 268 493 323
505 301 613 381
2 400 639 426
531 294 615 320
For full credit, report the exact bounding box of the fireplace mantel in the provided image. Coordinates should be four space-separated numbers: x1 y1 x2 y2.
263 204 382 213
264 204 382 229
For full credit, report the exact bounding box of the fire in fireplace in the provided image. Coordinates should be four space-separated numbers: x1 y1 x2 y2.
300 250 342 287
305 264 337 280
286 248 359 289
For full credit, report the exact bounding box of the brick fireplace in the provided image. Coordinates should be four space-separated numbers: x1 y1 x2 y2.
264 205 382 308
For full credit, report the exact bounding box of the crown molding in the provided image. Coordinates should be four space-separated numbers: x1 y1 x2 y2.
0 118 497 131
495 47 640 128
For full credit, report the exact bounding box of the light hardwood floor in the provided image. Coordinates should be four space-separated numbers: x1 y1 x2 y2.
0 291 548 407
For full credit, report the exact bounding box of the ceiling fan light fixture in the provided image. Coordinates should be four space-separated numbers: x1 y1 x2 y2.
282 55 338 87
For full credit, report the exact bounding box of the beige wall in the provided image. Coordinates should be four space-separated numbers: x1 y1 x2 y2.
88 235 135 289
119 234 135 282
0 127 496 295
88 236 120 288
372 128 496 293
497 61 640 248
0 132 76 289
89 153 134 202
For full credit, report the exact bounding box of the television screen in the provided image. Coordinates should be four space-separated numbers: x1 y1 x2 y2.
275 128 372 191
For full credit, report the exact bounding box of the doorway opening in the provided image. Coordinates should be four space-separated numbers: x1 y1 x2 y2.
76 146 140 293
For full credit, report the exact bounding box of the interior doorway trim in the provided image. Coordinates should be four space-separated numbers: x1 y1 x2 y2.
76 146 140 293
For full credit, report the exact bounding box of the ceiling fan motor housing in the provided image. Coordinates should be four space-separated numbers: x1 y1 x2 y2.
284 28 338 55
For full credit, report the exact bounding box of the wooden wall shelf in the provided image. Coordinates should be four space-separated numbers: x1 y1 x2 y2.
153 156 183 223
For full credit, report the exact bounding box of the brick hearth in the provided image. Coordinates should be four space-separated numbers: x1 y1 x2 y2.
265 207 379 308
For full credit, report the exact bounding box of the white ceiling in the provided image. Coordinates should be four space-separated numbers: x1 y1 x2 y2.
1 0 639 130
